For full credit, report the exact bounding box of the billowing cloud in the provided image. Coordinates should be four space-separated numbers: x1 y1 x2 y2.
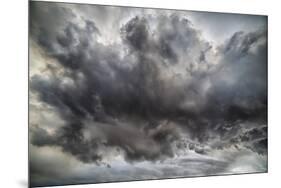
29 1 267 187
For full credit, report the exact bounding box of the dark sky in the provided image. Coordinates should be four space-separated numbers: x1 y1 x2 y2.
29 1 267 187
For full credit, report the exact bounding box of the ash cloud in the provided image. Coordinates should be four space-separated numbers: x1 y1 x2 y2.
29 2 267 185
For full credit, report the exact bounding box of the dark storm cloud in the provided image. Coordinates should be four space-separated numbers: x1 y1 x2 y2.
121 16 149 51
207 29 267 121
30 1 267 166
30 125 57 147
30 1 76 47
30 13 190 163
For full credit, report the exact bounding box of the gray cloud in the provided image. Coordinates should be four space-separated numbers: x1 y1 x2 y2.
29 1 267 187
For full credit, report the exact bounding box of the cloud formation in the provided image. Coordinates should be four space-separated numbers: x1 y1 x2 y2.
29 1 267 187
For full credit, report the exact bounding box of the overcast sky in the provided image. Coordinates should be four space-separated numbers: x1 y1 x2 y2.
29 1 267 187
